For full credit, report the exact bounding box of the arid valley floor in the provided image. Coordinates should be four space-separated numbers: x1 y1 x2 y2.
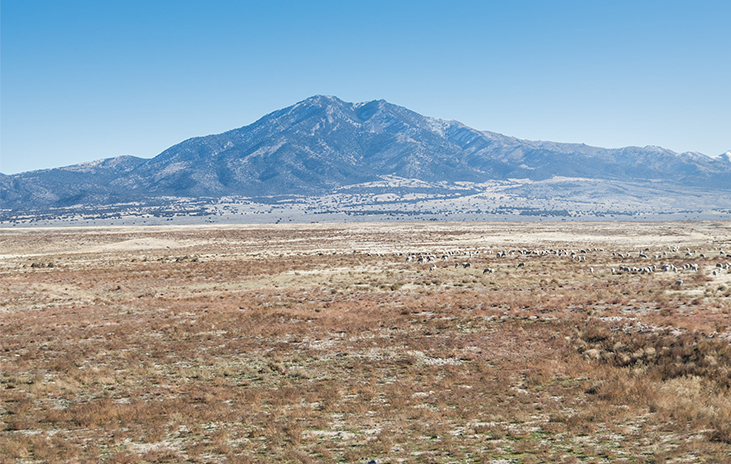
1 222 731 463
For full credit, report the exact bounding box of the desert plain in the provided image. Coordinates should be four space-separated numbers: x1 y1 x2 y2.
1 221 730 463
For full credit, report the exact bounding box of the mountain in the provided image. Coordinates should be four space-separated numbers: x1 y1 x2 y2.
2 95 730 212
1 156 146 208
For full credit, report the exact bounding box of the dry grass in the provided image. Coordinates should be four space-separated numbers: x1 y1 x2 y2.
1 221 730 462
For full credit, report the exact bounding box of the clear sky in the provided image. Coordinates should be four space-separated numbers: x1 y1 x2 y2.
1 0 729 174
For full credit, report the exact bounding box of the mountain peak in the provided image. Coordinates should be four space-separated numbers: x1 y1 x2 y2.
300 95 347 107
297 95 396 113
3 96 730 211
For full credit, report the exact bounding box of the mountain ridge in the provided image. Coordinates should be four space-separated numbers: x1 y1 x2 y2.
2 95 730 211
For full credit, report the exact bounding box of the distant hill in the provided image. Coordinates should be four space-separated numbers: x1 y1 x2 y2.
2 95 730 212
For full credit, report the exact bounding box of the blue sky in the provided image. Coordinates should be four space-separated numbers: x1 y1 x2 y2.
1 0 729 174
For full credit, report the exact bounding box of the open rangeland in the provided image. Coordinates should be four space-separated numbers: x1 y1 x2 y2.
1 221 730 463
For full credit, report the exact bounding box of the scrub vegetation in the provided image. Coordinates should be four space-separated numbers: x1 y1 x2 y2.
1 222 730 463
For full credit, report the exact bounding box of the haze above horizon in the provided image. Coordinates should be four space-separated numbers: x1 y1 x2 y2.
1 0 730 174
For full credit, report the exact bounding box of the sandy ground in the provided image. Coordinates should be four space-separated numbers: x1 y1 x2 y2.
2 220 730 255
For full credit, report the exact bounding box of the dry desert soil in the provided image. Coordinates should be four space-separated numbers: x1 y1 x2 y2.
1 221 731 463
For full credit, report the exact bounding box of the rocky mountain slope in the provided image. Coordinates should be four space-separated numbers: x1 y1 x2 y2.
2 95 730 210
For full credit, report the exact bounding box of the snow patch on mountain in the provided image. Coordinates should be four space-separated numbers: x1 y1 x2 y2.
158 162 191 176
679 151 709 161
